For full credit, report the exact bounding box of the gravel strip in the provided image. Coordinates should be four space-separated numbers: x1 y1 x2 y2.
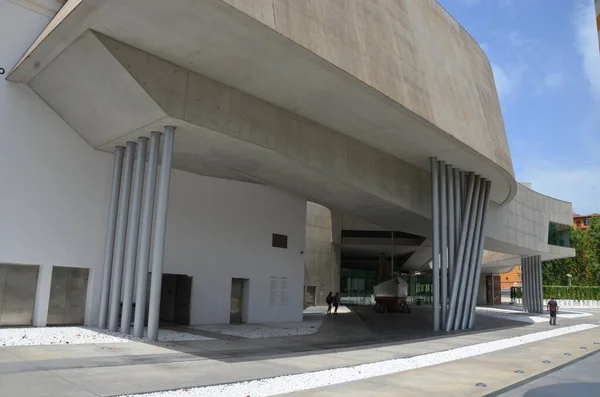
118 323 598 397
476 307 592 323
0 327 212 346
193 317 324 338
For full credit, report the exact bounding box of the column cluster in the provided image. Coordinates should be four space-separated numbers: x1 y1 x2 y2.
98 126 175 341
522 255 543 313
430 158 492 332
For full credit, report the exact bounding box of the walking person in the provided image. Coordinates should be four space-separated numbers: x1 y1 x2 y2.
333 292 340 315
326 292 333 314
547 297 559 325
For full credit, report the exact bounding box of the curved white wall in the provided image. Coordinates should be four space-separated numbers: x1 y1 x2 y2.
0 0 306 326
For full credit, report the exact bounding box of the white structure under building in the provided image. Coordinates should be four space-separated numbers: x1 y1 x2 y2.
0 0 574 339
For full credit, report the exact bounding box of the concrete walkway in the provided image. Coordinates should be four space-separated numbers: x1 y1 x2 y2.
0 309 597 396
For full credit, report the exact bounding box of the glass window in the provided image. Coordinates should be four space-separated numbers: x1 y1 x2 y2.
585 218 590 226
547 222 571 248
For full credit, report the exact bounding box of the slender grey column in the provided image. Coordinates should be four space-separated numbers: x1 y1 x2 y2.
430 157 440 331
147 126 175 341
537 256 544 312
454 176 481 329
531 258 538 312
439 162 448 326
522 259 529 312
134 132 161 337
108 142 136 332
528 258 534 312
521 259 527 311
467 180 492 328
445 173 475 331
98 147 125 329
461 177 486 329
120 137 148 334
524 258 532 312
447 165 455 288
534 256 543 313
454 169 461 251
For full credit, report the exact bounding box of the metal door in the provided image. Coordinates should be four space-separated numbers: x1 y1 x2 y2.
0 264 39 326
175 275 192 326
159 274 177 323
47 267 89 325
304 286 316 308
230 278 244 324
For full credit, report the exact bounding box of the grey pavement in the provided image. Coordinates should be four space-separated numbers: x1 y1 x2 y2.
0 307 597 396
491 350 600 397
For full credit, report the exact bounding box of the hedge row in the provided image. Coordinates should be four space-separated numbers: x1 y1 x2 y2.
511 286 600 300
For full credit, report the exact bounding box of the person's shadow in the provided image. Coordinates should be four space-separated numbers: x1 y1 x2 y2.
523 382 600 396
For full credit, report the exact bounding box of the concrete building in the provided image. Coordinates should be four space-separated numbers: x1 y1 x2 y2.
1 0 574 338
573 213 600 229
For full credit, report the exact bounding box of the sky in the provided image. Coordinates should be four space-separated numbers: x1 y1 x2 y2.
437 0 600 215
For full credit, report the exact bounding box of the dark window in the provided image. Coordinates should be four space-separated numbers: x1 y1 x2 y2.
576 221 581 226
585 218 591 226
272 233 288 249
506 277 509 281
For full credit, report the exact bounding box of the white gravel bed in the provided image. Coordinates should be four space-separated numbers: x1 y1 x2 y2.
303 305 352 315
477 306 592 323
119 323 598 397
0 327 212 347
193 316 324 338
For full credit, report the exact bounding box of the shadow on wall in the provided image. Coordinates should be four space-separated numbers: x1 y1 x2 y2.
524 383 600 397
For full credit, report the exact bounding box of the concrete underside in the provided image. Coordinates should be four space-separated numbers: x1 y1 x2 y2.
8 0 575 266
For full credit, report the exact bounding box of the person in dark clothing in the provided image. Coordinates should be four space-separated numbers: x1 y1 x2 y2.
326 292 333 314
333 292 340 315
547 297 559 325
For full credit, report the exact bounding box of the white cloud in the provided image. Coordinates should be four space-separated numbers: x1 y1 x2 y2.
518 161 600 215
491 62 525 99
536 72 566 93
574 0 600 98
492 63 513 97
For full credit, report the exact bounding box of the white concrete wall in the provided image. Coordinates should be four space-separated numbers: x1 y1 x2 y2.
163 174 306 325
0 0 112 326
1 0 306 327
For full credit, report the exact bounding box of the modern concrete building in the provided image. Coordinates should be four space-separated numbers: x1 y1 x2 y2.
1 0 574 339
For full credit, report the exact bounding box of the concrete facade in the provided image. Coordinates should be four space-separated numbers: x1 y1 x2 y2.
1 0 575 334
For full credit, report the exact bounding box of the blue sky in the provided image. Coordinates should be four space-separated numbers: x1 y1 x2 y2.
437 0 600 214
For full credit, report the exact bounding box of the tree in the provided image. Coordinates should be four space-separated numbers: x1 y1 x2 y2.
543 219 600 286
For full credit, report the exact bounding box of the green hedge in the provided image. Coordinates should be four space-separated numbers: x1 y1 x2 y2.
511 286 600 300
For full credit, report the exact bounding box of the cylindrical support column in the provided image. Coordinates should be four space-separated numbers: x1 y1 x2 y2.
522 259 529 311
537 256 544 312
461 177 486 329
430 157 440 331
120 137 148 334
445 173 475 331
108 142 136 332
147 126 175 341
467 180 492 328
524 258 532 312
439 162 448 326
454 175 482 329
447 165 455 288
133 132 161 337
98 147 125 329
533 256 543 313
454 169 461 250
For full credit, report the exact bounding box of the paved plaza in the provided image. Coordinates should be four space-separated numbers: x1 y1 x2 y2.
0 306 598 396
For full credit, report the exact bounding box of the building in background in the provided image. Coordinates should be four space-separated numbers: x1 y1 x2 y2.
573 213 600 229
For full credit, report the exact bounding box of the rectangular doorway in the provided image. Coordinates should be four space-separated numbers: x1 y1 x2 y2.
486 275 501 305
304 286 316 309
159 273 192 326
230 278 248 324
47 267 89 325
